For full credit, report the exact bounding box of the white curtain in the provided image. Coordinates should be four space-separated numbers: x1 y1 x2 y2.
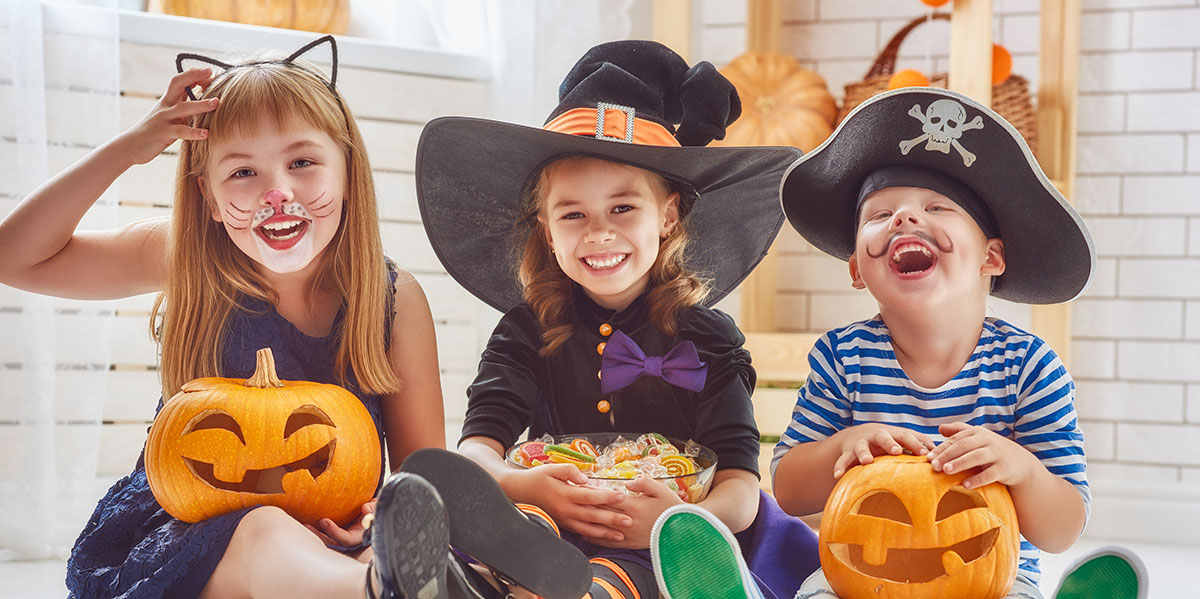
0 0 119 560
409 0 634 126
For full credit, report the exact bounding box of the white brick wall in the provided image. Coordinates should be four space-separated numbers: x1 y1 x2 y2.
696 0 1200 543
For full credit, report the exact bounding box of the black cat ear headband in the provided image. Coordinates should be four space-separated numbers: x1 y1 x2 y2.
174 34 339 101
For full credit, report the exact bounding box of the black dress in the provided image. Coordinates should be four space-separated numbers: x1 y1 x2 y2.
461 286 819 599
462 285 760 477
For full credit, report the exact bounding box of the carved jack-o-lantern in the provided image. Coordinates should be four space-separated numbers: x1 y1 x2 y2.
819 454 1020 599
146 348 380 525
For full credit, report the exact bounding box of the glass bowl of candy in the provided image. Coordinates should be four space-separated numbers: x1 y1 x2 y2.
505 432 718 503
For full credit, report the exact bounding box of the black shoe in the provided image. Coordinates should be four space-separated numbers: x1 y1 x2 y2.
400 448 591 599
369 472 451 599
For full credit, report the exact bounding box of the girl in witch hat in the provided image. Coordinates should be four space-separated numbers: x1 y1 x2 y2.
0 36 587 599
417 40 820 599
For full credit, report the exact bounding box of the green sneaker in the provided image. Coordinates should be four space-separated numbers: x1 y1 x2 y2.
1053 545 1147 599
651 504 765 599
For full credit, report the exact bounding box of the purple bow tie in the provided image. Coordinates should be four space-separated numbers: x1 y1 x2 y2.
599 329 708 394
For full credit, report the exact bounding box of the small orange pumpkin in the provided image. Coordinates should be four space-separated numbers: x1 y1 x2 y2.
151 0 350 35
145 348 380 525
888 68 931 90
819 454 1020 599
715 52 838 152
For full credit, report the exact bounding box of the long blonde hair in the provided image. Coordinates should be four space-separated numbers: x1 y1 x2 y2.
152 58 399 398
518 157 708 356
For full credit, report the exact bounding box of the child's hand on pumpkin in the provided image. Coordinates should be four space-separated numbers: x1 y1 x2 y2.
115 68 218 167
832 423 937 478
584 477 684 549
509 463 632 542
927 422 1039 489
305 499 375 548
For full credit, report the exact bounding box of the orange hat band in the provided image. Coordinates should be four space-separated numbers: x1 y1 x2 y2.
543 104 680 147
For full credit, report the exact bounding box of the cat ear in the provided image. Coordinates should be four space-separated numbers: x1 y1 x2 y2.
285 35 338 90
175 53 233 101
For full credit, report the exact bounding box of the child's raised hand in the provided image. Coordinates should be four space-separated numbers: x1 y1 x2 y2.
584 476 684 550
832 422 936 478
117 68 218 166
510 464 632 542
927 422 1039 489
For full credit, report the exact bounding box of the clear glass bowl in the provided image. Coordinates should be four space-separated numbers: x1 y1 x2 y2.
505 432 718 503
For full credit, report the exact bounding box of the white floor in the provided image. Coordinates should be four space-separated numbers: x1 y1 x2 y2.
2 536 1196 599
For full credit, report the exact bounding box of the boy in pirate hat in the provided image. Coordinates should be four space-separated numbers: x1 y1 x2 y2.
769 87 1094 598
416 40 820 599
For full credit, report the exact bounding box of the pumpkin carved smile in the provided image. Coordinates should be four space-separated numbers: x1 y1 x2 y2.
146 348 380 525
828 526 1001 583
183 438 335 494
818 455 1021 599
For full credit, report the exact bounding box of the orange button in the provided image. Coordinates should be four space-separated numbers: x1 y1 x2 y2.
596 400 611 414
599 323 613 336
596 342 606 355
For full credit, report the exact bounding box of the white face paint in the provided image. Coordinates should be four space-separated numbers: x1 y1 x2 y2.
251 201 317 274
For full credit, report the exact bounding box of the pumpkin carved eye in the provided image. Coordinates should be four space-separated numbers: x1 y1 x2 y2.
853 490 913 525
185 410 245 444
284 405 336 439
936 487 986 521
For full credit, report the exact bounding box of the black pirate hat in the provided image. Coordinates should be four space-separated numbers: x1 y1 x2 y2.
416 40 801 313
781 87 1095 304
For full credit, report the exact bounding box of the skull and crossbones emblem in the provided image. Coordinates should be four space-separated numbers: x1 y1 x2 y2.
898 99 984 167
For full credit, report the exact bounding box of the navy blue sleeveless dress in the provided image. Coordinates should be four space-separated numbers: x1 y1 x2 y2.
66 267 396 599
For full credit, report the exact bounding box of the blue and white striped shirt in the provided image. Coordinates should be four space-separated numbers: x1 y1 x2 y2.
772 316 1089 587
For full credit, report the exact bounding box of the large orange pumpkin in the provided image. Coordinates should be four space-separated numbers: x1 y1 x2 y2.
151 0 350 35
714 52 838 152
145 348 380 525
819 454 1020 599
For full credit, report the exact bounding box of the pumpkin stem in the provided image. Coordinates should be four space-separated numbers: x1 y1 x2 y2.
245 348 284 388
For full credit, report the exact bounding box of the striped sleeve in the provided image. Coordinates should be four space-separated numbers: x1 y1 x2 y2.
770 330 852 479
1012 335 1091 519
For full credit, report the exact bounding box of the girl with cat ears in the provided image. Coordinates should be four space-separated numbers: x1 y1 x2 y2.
0 35 581 599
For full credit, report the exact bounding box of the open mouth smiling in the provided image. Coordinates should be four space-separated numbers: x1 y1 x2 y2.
582 253 628 270
827 527 1001 583
183 439 335 494
889 240 937 276
257 218 309 243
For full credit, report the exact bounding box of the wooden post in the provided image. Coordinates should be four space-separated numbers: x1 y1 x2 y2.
1031 0 1082 368
738 0 784 332
948 0 994 104
747 0 782 54
652 0 692 61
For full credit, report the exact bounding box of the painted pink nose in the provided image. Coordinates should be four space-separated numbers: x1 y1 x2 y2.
263 190 289 210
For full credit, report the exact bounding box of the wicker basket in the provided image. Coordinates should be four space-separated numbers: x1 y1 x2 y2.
838 13 1037 154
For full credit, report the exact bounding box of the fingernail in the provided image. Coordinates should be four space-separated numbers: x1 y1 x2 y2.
931 460 940 470
963 480 973 489
944 464 954 473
